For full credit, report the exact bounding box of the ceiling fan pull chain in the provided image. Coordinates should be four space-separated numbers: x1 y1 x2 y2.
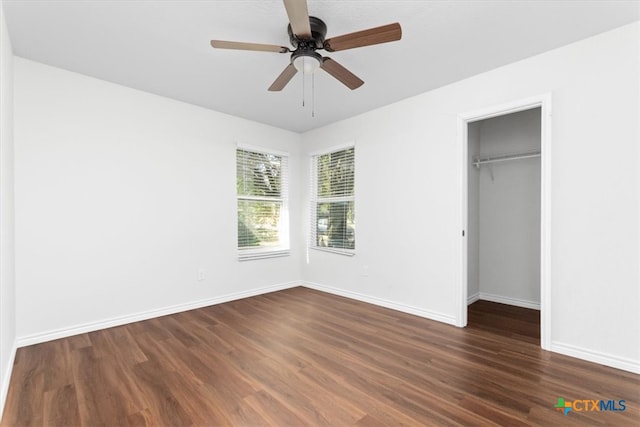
312 72 315 118
302 66 306 107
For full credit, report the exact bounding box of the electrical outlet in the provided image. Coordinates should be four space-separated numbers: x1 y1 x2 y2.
362 265 369 277
197 268 205 281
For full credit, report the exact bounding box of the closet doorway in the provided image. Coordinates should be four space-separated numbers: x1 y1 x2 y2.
458 95 551 350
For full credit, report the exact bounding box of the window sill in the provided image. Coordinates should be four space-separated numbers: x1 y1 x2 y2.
310 247 355 257
238 249 290 261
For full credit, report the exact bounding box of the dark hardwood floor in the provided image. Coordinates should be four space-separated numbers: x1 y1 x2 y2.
467 299 540 344
2 287 639 426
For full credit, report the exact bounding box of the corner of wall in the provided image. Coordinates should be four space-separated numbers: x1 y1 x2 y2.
0 2 17 420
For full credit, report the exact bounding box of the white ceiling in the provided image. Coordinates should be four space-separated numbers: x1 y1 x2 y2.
3 1 639 133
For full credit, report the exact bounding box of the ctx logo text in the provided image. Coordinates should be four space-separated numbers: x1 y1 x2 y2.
554 397 626 415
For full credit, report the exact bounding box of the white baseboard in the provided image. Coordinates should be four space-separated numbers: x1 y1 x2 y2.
467 292 480 305
0 341 17 421
551 341 640 374
302 281 458 326
16 282 299 347
471 292 540 310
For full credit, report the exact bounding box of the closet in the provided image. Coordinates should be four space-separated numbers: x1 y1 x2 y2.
467 107 541 314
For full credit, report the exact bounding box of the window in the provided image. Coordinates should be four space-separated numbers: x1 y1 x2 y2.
236 146 289 260
311 145 355 255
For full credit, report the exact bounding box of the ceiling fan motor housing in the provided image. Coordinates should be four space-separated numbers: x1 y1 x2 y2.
288 16 327 49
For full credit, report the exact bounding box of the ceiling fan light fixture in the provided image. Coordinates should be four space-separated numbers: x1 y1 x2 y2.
292 51 322 74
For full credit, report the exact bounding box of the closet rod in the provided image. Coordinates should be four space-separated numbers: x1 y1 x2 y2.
473 150 540 168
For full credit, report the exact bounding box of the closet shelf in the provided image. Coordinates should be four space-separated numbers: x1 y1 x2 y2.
472 150 540 168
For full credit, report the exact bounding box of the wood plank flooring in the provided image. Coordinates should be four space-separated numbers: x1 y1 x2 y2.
2 287 639 426
467 299 540 344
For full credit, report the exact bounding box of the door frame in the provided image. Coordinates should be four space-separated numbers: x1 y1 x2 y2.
457 94 552 350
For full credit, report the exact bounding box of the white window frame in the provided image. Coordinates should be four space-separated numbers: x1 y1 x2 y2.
310 142 356 257
236 143 290 261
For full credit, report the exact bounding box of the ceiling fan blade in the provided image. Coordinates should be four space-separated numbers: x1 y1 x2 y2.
320 57 364 90
268 64 298 91
211 40 289 53
283 0 312 39
324 22 402 52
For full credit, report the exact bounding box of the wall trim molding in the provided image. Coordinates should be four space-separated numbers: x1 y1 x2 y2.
302 281 458 326
467 292 480 305
0 341 17 421
469 292 540 310
551 341 640 374
16 282 299 347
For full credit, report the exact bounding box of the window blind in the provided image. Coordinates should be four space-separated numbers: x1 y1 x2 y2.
237 147 289 260
310 146 355 255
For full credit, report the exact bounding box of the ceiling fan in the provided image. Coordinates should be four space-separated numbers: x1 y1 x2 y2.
210 0 402 91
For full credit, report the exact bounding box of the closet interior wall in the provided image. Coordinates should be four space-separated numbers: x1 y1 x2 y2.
468 108 541 309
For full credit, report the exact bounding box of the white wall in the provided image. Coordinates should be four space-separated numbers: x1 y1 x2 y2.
0 2 16 417
476 108 541 307
302 22 639 372
14 58 303 343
